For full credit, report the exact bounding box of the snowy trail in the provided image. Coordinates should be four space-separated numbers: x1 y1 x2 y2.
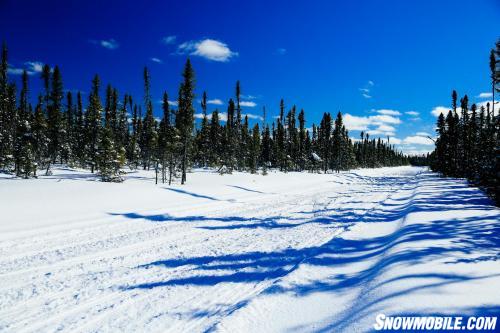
0 166 498 332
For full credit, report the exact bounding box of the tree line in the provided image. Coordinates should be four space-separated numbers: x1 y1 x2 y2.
430 40 499 204
0 43 408 184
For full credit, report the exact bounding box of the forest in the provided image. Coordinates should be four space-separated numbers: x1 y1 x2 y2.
429 40 499 204
0 43 408 184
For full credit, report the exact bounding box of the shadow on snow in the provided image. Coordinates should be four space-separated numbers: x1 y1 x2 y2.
113 171 499 326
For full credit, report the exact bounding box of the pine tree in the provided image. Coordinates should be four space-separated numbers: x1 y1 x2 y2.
85 75 102 173
14 70 35 178
223 99 237 172
331 112 343 172
32 95 48 176
141 67 157 170
158 92 177 184
249 123 261 173
209 110 222 167
198 91 210 167
47 66 63 165
97 122 122 182
61 91 73 164
0 42 10 169
175 59 195 184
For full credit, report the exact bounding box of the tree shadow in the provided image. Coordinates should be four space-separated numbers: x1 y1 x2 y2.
115 170 500 329
226 185 268 194
163 188 224 201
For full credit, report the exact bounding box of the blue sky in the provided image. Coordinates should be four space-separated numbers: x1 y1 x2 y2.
1 0 499 154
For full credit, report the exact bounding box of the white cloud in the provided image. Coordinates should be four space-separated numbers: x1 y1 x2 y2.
431 106 451 117
376 124 396 132
369 114 401 125
178 39 238 62
240 101 257 107
416 132 431 137
7 67 24 75
359 81 375 98
8 61 44 75
195 112 228 122
244 113 263 120
386 137 402 144
168 100 178 106
375 109 401 116
207 99 223 105
241 94 259 100
477 92 492 99
25 61 43 73
275 48 287 55
403 148 434 156
405 111 419 116
90 39 119 50
368 129 395 136
161 35 177 45
477 100 497 110
343 114 371 131
150 57 163 63
343 113 401 132
402 135 434 145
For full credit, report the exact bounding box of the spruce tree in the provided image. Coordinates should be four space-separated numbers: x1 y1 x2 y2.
85 75 102 173
249 123 261 173
32 95 48 176
175 59 195 184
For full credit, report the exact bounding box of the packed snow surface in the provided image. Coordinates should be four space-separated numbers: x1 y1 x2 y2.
0 166 498 332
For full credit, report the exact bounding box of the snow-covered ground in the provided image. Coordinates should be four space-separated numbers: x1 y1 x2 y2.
0 166 498 332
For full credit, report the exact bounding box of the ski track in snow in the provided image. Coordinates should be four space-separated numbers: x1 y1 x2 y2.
0 166 499 332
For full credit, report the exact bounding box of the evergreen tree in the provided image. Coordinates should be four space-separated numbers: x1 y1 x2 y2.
249 123 261 173
97 121 122 182
209 110 222 167
47 66 63 164
14 71 35 177
175 59 195 184
141 67 157 170
32 95 48 175
158 92 177 184
84 75 102 173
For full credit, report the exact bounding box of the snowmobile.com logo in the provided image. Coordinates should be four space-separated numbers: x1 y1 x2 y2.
373 314 498 331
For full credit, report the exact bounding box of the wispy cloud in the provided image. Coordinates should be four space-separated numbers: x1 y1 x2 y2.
207 99 223 105
477 92 492 99
168 100 178 106
275 48 287 55
359 80 374 99
161 35 177 45
89 39 119 50
241 94 259 100
240 101 257 107
150 57 163 64
405 111 419 116
7 61 44 75
177 39 238 62
374 109 401 116
416 131 431 137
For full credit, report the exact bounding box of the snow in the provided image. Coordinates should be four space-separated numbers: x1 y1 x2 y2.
0 166 498 332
